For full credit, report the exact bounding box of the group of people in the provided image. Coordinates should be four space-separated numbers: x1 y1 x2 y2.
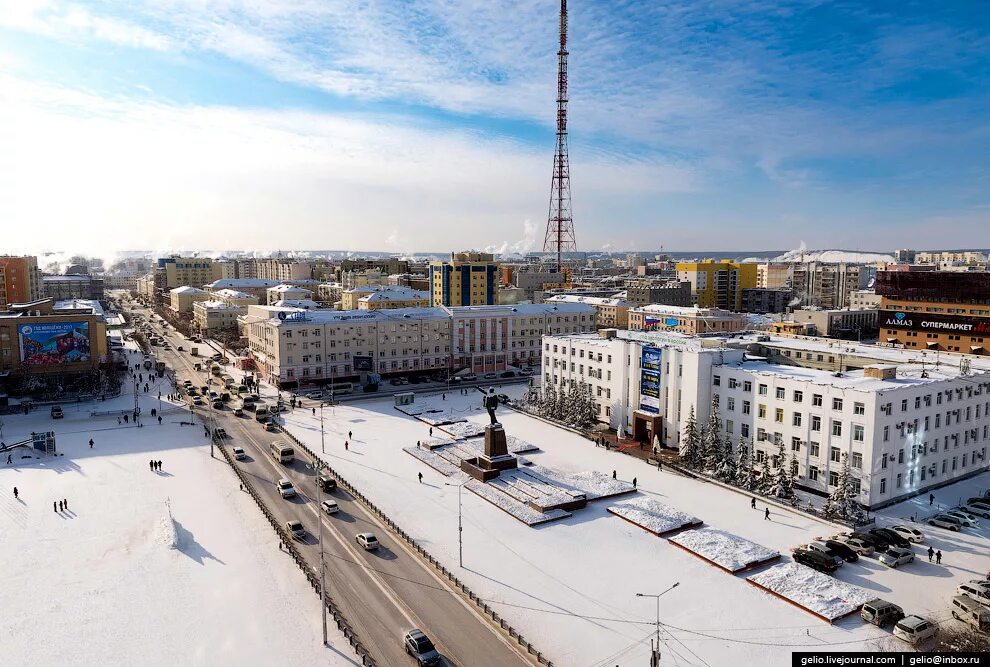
926 546 944 564
149 459 163 472
53 498 70 513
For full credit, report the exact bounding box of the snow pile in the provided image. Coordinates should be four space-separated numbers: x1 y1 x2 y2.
669 527 779 572
747 562 873 621
403 446 465 478
157 504 180 549
465 479 570 526
608 498 701 536
772 249 895 264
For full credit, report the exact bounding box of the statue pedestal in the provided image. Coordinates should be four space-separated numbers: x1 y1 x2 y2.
460 423 518 481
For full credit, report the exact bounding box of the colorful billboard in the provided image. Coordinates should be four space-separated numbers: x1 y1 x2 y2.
18 322 91 365
639 346 661 414
880 310 990 336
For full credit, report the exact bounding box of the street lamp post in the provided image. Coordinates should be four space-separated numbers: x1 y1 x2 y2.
444 480 467 567
636 581 680 667
315 459 328 646
319 402 325 454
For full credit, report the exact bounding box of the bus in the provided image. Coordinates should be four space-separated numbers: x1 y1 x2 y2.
327 382 353 397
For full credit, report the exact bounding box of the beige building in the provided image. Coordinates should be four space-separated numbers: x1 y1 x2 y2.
341 269 389 290
756 262 794 289
628 304 749 335
315 283 344 308
158 257 223 289
791 262 862 310
790 307 878 338
136 275 156 300
429 251 499 307
169 286 211 314
256 259 312 282
676 260 758 310
206 279 279 300
543 294 634 329
193 301 245 333
212 288 258 308
266 284 314 305
341 286 430 311
915 251 987 265
849 289 881 310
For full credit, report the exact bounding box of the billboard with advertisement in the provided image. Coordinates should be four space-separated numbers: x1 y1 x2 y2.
353 355 374 372
639 346 661 414
18 321 91 365
880 310 990 336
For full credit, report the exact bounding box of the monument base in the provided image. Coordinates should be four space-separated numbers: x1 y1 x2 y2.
460 423 518 481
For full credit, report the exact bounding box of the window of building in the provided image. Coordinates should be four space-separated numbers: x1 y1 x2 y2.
791 437 801 451
811 415 821 432
831 420 843 437
792 412 802 427
741 424 750 438
775 387 785 400
812 394 823 407
713 375 720 386
743 381 752 392
808 466 819 482
774 408 784 423
853 425 865 442
742 401 751 415
851 452 862 468
758 404 767 419
832 398 843 411
809 441 820 457
758 384 767 395
793 390 803 403
879 477 886 494
830 446 840 463
828 471 839 487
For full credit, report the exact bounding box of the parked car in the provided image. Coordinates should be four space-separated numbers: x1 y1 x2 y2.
500 370 516 378
893 615 937 645
234 407 244 417
823 539 859 563
321 499 340 515
870 528 910 549
956 583 990 607
232 447 246 460
793 548 838 574
930 514 963 531
317 475 337 493
861 599 904 627
801 541 844 568
50 406 63 419
853 531 889 551
212 400 223 409
265 422 279 432
520 368 535 376
944 509 979 527
483 372 497 380
963 503 990 518
276 478 296 498
286 520 305 540
461 373 477 381
879 546 915 568
192 397 204 406
966 497 990 508
889 525 925 543
834 534 875 557
950 595 990 632
402 629 441 666
356 532 380 550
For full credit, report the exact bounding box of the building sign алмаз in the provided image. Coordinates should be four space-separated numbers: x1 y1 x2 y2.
880 310 990 336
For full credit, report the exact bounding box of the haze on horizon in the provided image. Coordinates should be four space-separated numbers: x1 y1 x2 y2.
1 1 988 255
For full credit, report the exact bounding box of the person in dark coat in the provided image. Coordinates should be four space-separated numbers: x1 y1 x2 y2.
13 487 18 499
764 508 770 521
927 546 934 562
929 493 935 505
751 497 756 509
150 460 154 471
612 470 617 479
418 472 423 483
89 438 94 449
63 499 67 510
54 501 58 512
344 441 349 451
935 550 942 564
158 416 162 425
632 477 637 488
348 430 352 440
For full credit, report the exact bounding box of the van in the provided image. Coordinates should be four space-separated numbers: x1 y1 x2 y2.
255 406 269 420
950 595 990 632
861 599 904 627
956 583 990 607
270 441 294 464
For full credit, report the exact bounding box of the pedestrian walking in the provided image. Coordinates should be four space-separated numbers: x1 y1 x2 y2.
632 477 637 489
927 546 934 562
312 408 315 416
13 487 18 499
936 550 942 564
63 499 68 510
6 454 11 464
929 493 934 505
751 497 756 509
124 414 129 423
612 470 617 479
150 460 154 471
54 501 58 512
442 393 446 400
118 417 122 425
158 416 162 425
348 430 352 440
89 438 94 449
657 459 662 471
239 483 243 492
429 427 433 436
58 500 64 511
418 472 423 483
344 441 349 451
765 508 771 521
158 460 162 471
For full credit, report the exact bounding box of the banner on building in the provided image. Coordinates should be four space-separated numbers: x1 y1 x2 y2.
18 322 91 365
880 310 990 335
639 346 661 414
353 355 374 372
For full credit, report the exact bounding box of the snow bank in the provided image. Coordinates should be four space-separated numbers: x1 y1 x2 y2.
669 527 779 572
440 421 486 439
772 249 895 264
747 562 873 621
607 497 701 536
157 504 180 549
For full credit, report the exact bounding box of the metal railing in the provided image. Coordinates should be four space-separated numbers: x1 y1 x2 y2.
274 424 554 666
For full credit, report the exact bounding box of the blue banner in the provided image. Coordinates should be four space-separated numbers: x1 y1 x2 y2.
639 346 661 414
18 321 91 365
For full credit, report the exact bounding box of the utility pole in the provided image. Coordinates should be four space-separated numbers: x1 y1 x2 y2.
445 480 467 567
636 582 679 667
320 402 326 454
316 459 328 645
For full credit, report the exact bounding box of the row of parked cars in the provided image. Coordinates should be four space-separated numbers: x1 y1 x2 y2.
929 495 990 530
794 524 924 574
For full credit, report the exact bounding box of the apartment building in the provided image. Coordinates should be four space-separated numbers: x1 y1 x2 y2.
192 289 258 333
756 263 794 290
157 257 223 290
246 307 452 387
849 289 881 310
543 294 634 328
624 281 693 308
429 251 499 307
340 286 430 311
541 330 990 509
205 279 279 300
916 251 987 265
676 260 757 310
0 255 43 308
169 286 211 314
256 259 312 282
341 269 389 290
741 287 792 314
42 274 105 302
628 304 749 335
340 258 410 276
266 284 314 305
791 262 862 310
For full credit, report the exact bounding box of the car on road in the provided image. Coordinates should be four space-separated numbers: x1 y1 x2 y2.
893 615 937 645
212 400 223 409
402 628 441 666
286 520 305 540
956 583 990 607
520 367 535 376
265 422 279 432
861 599 904 627
321 499 339 515
317 475 337 493
356 532 379 550
461 373 477 381
234 408 244 417
833 534 874 557
192 397 204 406
945 509 979 527
870 528 910 548
483 372 497 380
792 548 837 574
500 370 515 378
823 539 859 563
879 546 915 568
276 478 296 498
50 406 63 419
232 447 246 460
929 514 963 531
889 525 925 543
176 345 183 351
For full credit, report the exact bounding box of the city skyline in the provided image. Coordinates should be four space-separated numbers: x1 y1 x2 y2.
1 1 988 254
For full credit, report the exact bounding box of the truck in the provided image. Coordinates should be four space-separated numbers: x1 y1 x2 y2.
190 347 199 357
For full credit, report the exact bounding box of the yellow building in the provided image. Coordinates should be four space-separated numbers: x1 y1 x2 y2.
159 256 223 289
676 260 757 310
429 251 498 307
341 286 430 311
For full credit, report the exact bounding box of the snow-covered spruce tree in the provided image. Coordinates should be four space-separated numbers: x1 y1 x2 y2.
822 453 867 523
715 436 737 483
701 398 724 475
734 440 754 489
680 406 701 469
787 451 800 504
771 440 795 501
577 382 599 427
756 455 775 496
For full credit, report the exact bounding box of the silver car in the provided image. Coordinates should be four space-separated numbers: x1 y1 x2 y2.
879 546 914 568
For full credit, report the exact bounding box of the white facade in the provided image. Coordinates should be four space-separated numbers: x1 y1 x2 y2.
541 330 990 508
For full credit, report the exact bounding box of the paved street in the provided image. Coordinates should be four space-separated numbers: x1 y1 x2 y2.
136 306 533 667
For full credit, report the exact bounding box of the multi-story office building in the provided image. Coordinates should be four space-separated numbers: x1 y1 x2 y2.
756 263 794 290
628 304 749 335
157 257 224 290
541 329 990 509
42 275 105 302
790 262 862 310
0 298 108 374
341 269 389 290
429 251 499 307
101 273 139 291
0 255 43 307
340 286 430 311
339 258 410 276
169 286 211 314
513 270 566 301
790 307 878 339
266 284 314 306
877 270 990 355
915 251 987 265
193 301 246 333
256 259 312 282
676 260 757 310
741 287 792 314
543 294 634 329
624 281 693 308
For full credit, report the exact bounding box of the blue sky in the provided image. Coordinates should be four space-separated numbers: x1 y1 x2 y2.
1 0 988 255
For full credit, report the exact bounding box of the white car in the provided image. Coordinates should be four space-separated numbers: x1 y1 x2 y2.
929 514 963 531
889 525 924 543
964 503 990 518
879 546 915 568
945 510 979 527
356 532 379 550
893 615 936 645
957 583 990 607
321 499 339 515
286 520 305 540
232 447 246 460
833 534 875 556
276 478 296 498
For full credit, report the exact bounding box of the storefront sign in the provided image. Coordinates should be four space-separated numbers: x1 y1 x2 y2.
880 310 990 335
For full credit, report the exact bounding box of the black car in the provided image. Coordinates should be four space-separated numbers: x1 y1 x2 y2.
317 475 337 493
870 528 910 549
793 548 838 574
824 539 859 563
853 531 889 551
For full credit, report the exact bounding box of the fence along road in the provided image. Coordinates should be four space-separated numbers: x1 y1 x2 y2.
146 315 536 667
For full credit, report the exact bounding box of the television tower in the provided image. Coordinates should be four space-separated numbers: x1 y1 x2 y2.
543 0 576 274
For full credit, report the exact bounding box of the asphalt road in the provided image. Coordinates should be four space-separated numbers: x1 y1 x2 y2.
125 302 534 667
